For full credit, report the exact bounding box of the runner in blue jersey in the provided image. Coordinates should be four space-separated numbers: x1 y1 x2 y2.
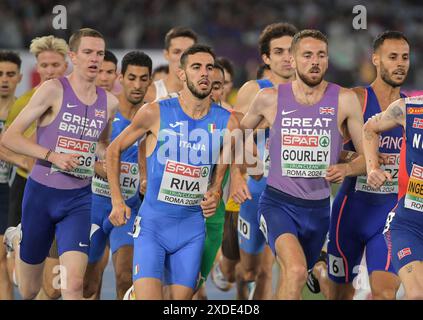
364 94 423 299
234 22 297 300
327 31 410 300
85 51 152 300
2 28 118 300
82 49 119 300
106 44 247 300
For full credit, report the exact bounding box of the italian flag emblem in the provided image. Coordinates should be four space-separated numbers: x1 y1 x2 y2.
208 123 216 133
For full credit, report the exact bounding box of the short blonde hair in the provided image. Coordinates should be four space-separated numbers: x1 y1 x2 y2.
29 35 68 58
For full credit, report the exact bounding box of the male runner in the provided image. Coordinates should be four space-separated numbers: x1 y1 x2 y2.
235 22 297 300
363 94 423 299
327 31 410 300
96 50 118 92
0 51 22 300
152 64 169 82
3 35 70 301
83 49 120 300
2 28 118 300
240 29 366 299
86 51 152 300
107 44 245 300
216 57 235 104
256 64 272 80
144 27 198 101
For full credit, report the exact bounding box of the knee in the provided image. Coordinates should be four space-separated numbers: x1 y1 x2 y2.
406 287 423 300
115 269 132 289
62 276 84 296
372 287 397 300
285 264 308 285
43 283 61 300
19 284 39 300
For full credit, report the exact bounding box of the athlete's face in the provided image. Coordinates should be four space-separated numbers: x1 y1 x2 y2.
96 61 118 92
293 37 328 87
165 37 195 74
0 62 21 99
120 65 151 105
36 50 67 83
262 36 294 80
181 52 214 100
373 39 410 87
69 36 105 81
210 68 225 103
222 68 233 101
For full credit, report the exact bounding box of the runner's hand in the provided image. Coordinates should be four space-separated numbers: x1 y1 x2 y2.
109 202 131 226
325 163 348 184
230 173 252 204
49 152 80 171
201 190 220 218
367 168 392 189
139 179 147 195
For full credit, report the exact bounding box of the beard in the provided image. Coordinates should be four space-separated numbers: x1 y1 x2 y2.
296 67 325 87
187 76 212 99
380 63 407 88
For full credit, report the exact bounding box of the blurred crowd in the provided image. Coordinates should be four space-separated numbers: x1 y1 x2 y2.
1 0 423 88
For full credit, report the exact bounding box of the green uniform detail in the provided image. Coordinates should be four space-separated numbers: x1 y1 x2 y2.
197 168 229 290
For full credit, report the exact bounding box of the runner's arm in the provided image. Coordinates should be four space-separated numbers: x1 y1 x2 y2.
363 98 406 188
107 102 158 208
327 89 366 183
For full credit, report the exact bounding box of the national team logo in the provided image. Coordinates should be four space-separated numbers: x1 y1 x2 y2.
413 118 423 129
397 248 412 260
95 109 106 118
208 123 216 133
319 107 335 115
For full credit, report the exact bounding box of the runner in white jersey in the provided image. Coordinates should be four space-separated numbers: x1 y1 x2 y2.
2 28 118 300
144 27 198 102
0 51 22 300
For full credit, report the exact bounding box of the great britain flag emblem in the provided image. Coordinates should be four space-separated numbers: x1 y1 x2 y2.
319 107 335 115
95 109 106 118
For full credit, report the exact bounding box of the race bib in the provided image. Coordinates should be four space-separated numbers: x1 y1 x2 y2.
0 160 11 183
404 164 423 212
50 135 97 179
263 138 270 178
158 160 210 206
0 120 10 183
92 162 139 200
281 133 331 178
355 153 399 194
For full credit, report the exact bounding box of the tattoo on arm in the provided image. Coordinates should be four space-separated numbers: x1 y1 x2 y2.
406 265 413 273
389 105 404 120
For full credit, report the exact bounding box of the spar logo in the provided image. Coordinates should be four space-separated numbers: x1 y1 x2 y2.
165 160 208 178
120 162 139 175
411 164 423 179
283 135 319 147
384 154 400 165
57 136 96 152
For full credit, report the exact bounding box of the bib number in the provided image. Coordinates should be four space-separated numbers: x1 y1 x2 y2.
281 133 331 178
404 164 423 212
92 162 139 200
50 136 97 179
355 153 399 194
157 160 210 206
